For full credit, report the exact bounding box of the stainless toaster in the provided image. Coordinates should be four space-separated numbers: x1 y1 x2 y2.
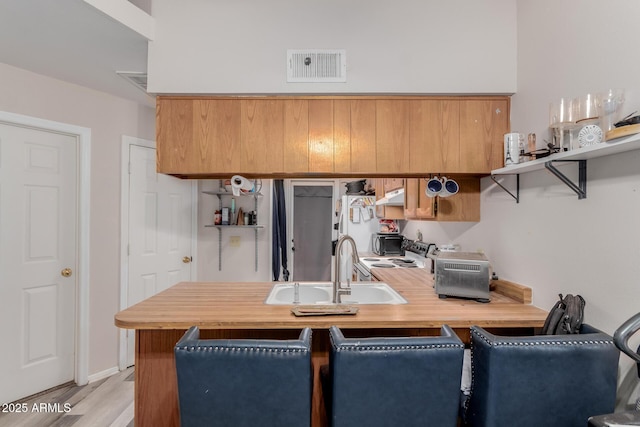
434 251 490 303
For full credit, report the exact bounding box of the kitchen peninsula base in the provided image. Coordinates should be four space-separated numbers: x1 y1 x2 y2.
115 280 548 427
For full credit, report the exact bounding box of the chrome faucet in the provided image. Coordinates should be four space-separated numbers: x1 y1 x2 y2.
333 235 360 304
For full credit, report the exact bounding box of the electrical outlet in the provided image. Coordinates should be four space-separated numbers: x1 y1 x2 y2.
230 236 241 247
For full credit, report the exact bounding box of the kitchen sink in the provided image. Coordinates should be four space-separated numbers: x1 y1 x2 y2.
264 282 407 305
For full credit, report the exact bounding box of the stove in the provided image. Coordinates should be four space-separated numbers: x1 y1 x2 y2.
354 241 436 280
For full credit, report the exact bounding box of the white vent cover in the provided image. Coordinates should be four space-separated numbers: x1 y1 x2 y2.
287 49 346 83
116 71 149 93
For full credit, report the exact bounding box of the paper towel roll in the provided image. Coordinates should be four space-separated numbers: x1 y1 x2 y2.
231 175 254 196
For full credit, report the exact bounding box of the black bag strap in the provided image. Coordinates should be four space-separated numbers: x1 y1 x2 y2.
541 294 565 335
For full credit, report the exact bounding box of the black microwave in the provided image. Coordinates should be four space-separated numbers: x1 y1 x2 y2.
372 234 405 256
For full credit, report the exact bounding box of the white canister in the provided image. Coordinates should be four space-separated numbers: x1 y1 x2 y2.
504 133 524 166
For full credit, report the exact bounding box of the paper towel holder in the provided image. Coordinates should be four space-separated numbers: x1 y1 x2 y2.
231 175 254 196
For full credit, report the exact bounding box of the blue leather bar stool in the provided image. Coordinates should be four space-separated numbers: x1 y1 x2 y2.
326 325 464 427
463 324 619 427
174 326 312 427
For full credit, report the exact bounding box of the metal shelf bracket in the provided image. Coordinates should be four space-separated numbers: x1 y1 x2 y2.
490 174 520 203
544 159 587 199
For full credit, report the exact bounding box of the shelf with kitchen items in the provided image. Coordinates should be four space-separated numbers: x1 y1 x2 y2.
490 130 640 202
203 186 263 272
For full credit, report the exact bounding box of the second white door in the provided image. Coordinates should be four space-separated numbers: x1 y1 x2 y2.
125 143 193 366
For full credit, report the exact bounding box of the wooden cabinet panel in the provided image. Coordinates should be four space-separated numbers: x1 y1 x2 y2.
459 99 509 173
435 177 480 222
308 100 334 173
347 100 377 173
284 99 309 173
241 99 284 173
376 100 410 173
156 98 194 174
408 100 460 173
404 178 435 219
194 99 241 174
333 100 351 173
441 100 461 173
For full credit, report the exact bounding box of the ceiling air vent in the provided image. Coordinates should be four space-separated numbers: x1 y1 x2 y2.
116 71 150 94
287 49 346 83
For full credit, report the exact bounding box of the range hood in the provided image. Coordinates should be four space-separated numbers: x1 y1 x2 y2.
375 188 405 206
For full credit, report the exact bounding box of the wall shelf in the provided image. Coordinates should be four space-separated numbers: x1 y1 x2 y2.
491 132 640 201
203 186 263 271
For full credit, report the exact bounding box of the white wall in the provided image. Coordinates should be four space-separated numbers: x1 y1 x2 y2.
0 62 156 377
404 0 640 407
147 0 517 95
198 180 273 282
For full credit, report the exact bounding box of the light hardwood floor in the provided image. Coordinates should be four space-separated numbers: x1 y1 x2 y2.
0 367 134 427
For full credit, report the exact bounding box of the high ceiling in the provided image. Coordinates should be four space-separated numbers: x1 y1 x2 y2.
0 0 154 107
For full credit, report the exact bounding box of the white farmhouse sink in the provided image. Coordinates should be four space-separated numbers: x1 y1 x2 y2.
264 282 407 305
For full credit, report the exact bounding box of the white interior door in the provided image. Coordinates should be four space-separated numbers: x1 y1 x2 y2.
0 123 77 403
124 143 193 366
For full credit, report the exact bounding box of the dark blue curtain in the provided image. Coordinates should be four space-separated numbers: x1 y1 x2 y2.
272 180 289 281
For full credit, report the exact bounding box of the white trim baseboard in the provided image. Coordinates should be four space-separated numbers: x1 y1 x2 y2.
87 366 121 384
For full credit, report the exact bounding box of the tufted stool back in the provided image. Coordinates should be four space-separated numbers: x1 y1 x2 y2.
326 325 464 427
463 324 619 427
174 326 312 427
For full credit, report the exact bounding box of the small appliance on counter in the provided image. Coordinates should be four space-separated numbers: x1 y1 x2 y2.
372 233 405 256
434 251 491 303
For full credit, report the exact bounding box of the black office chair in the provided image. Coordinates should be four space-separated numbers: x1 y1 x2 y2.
463 324 619 427
325 325 464 427
174 326 312 427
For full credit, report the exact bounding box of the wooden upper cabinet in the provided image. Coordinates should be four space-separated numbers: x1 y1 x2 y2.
156 96 509 177
193 99 241 174
435 176 481 222
376 100 410 173
340 100 377 174
459 99 509 173
156 98 194 174
408 100 460 174
308 100 335 173
240 99 285 174
404 178 435 219
283 99 309 173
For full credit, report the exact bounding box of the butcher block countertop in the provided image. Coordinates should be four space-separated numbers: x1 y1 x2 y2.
115 268 548 330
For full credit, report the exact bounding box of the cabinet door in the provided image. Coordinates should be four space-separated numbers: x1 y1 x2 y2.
376 100 410 173
284 99 309 173
156 98 194 174
193 99 242 174
240 99 285 173
308 100 335 173
409 100 460 173
334 100 377 174
435 177 480 222
404 178 435 219
459 99 509 173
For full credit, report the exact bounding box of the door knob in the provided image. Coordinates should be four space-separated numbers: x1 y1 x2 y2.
61 268 73 277
182 256 192 264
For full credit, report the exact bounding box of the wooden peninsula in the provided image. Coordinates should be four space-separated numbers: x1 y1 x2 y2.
115 269 548 427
